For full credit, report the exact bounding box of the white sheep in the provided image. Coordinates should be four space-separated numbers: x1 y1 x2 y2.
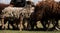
2 6 34 31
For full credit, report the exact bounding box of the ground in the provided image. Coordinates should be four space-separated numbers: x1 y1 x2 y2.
0 30 60 33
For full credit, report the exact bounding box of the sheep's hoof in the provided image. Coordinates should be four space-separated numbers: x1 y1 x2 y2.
20 29 22 31
55 27 60 31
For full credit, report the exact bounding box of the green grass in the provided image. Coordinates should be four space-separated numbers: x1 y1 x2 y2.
0 30 60 33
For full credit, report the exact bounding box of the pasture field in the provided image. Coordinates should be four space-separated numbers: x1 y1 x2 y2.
0 30 60 33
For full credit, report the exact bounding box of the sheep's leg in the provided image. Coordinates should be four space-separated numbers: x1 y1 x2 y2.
20 16 23 31
1 18 4 29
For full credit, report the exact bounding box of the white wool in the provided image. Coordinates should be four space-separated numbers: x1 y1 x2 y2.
2 6 34 18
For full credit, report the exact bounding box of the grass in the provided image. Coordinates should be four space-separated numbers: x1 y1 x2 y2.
0 30 60 33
